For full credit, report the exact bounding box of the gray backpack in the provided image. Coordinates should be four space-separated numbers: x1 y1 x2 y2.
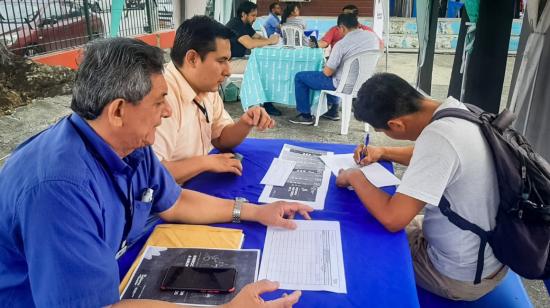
431 103 550 284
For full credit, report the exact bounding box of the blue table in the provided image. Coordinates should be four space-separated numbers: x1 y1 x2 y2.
239 47 325 110
119 139 419 307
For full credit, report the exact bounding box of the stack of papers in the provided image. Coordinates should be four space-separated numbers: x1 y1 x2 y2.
119 225 244 293
259 144 333 210
320 154 401 187
121 246 259 305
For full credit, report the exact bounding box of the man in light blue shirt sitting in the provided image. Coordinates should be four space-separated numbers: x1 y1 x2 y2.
263 2 282 37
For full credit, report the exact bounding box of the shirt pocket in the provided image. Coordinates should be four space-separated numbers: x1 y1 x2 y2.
126 200 153 244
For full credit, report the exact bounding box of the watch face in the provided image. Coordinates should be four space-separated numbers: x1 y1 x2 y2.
236 197 248 202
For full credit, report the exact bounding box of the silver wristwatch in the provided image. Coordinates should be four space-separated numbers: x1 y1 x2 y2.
232 197 247 223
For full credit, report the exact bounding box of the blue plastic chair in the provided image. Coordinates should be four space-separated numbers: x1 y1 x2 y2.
417 271 533 308
447 1 464 18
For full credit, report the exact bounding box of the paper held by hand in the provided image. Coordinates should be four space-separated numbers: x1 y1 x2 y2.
320 154 400 187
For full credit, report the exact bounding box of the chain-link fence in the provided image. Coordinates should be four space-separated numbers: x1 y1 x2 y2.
0 0 174 56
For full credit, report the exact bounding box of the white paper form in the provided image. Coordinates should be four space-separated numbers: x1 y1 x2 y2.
260 158 296 186
258 220 347 293
320 154 401 187
259 144 333 210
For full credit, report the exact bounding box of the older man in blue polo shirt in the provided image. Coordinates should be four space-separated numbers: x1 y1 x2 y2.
0 38 307 308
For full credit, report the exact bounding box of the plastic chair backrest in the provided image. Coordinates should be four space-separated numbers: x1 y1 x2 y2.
334 50 380 96
281 25 305 46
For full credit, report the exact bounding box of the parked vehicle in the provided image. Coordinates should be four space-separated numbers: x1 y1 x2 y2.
0 1 105 56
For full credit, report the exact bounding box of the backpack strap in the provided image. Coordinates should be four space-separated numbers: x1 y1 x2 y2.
431 104 498 283
439 197 488 284
431 107 483 125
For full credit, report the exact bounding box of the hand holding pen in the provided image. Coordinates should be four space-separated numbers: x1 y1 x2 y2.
354 133 370 165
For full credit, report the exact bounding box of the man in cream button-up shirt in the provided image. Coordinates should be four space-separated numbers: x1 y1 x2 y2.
154 16 275 184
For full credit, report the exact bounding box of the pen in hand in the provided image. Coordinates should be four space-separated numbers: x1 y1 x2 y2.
359 133 370 164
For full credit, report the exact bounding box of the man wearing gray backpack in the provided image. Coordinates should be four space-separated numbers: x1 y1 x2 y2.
335 73 508 300
337 72 550 300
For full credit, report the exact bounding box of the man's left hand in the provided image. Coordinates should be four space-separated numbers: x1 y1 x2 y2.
240 106 276 131
336 168 362 188
254 201 313 229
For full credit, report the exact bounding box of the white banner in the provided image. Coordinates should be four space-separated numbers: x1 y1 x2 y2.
373 0 385 39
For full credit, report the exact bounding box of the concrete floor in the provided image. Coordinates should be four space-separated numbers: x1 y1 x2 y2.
0 53 548 307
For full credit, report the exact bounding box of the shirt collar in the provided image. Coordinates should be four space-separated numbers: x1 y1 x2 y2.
69 113 144 175
165 62 202 103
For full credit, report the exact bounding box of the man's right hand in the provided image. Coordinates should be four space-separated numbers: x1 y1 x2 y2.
222 280 301 308
354 145 384 166
207 153 243 176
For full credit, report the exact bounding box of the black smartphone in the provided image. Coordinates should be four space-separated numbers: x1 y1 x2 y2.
160 266 237 293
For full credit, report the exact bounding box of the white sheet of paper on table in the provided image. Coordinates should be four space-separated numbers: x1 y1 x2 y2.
258 220 347 293
260 158 296 186
320 154 401 187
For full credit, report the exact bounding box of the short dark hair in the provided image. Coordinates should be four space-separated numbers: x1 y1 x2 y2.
342 4 359 16
353 73 424 129
337 13 359 29
71 37 165 120
269 2 280 12
170 15 234 67
237 1 257 18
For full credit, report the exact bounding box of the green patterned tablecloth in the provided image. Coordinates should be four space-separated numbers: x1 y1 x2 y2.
240 47 325 110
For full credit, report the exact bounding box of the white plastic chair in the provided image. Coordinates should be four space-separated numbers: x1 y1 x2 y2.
314 51 380 135
281 25 305 47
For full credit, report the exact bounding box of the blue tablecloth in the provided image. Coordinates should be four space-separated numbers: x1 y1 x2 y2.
118 138 420 307
239 47 325 110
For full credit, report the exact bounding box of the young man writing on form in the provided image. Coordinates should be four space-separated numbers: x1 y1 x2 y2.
336 73 507 300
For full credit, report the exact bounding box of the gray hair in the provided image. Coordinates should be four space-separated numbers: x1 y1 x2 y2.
71 37 165 120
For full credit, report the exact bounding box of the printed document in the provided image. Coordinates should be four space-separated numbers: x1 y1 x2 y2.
258 220 347 293
260 158 296 186
320 154 401 187
259 144 333 210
